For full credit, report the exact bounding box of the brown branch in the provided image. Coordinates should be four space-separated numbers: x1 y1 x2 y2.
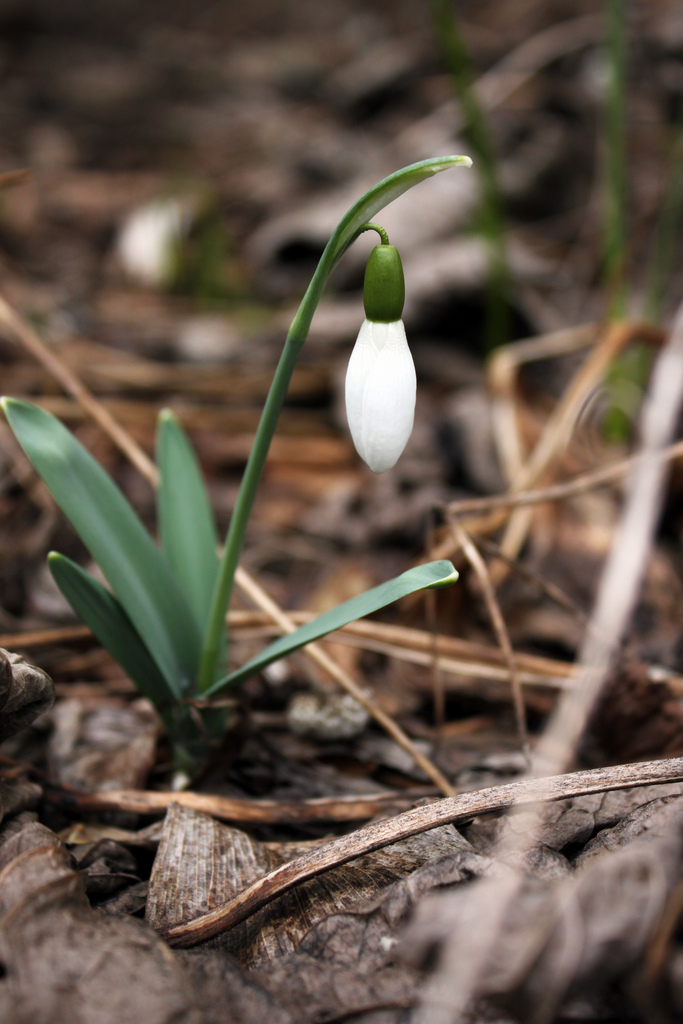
158 756 683 948
44 784 432 826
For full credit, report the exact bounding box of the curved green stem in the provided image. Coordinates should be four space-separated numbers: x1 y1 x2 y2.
196 154 472 694
358 222 390 246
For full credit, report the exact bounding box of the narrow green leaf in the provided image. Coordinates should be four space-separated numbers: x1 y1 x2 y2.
156 410 219 631
289 155 472 342
2 398 202 693
202 560 458 697
327 156 473 268
48 552 173 704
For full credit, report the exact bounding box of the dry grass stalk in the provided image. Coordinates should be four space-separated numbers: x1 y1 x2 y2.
446 514 529 759
493 320 666 573
447 436 683 518
488 321 601 485
427 321 666 571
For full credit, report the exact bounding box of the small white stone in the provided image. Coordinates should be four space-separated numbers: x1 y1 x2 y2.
116 198 184 288
287 692 369 741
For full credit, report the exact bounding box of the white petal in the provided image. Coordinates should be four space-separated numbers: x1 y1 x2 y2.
345 319 416 473
345 319 376 464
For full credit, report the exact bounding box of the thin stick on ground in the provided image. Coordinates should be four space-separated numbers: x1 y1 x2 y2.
44 783 434 826
477 536 588 624
494 320 665 572
0 293 455 797
427 320 666 570
446 514 528 759
446 435 683 518
157 755 683 948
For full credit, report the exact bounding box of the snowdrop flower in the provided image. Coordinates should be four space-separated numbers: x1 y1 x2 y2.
345 235 416 473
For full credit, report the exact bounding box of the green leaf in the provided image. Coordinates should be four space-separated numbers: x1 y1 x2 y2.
2 398 201 695
289 155 472 342
156 409 219 631
48 552 172 706
202 560 458 697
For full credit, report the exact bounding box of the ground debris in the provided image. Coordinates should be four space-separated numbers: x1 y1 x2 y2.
146 801 472 966
0 815 202 1024
48 698 159 791
401 805 683 1023
248 846 493 1024
0 649 54 746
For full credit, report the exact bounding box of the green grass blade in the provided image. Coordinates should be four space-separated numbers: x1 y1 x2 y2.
645 119 683 323
202 560 458 697
48 552 174 703
2 398 202 693
156 409 219 631
603 0 628 318
433 0 509 350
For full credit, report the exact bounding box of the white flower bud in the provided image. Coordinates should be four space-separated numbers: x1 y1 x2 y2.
345 318 416 473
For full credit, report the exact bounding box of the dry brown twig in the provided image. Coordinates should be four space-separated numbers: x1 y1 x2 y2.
447 438 683 518
488 321 601 485
158 756 683 948
0 293 455 796
44 782 435 826
476 535 589 624
429 320 666 569
0 169 31 190
491 319 665 573
446 514 529 759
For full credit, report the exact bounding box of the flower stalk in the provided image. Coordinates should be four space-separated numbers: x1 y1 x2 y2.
196 156 472 694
